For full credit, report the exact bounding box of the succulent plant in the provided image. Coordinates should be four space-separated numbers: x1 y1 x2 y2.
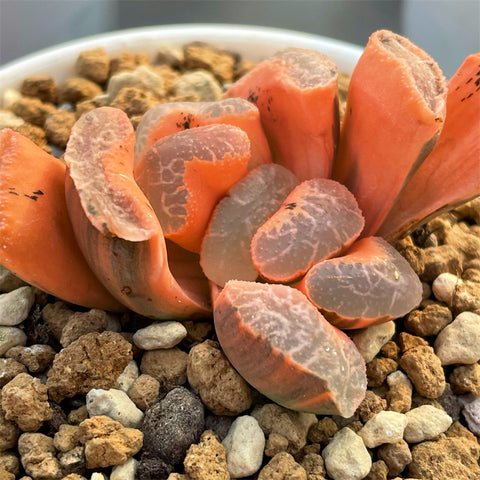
0 30 478 417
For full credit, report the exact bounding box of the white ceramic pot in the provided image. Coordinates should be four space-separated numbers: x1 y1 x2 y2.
0 24 363 104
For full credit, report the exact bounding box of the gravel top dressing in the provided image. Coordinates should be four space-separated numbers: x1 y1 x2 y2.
0 33 479 480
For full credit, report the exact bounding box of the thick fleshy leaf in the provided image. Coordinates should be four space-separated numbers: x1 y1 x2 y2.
298 237 422 329
225 47 339 181
200 164 299 287
0 128 123 311
251 178 364 282
134 98 272 169
134 124 251 253
214 280 367 417
65 171 211 319
63 108 211 318
378 53 480 240
64 107 159 242
333 30 447 237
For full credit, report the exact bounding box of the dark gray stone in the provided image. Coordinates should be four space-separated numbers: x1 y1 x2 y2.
141 387 204 468
135 455 172 480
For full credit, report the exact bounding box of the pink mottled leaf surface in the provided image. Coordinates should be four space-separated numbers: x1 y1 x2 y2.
298 237 422 329
251 178 364 282
214 280 367 417
201 164 299 286
134 124 251 253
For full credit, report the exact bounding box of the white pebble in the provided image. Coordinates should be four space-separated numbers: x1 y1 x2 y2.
434 311 480 365
2 89 22 109
0 109 24 128
0 286 35 326
358 410 407 448
133 321 187 350
0 326 27 355
111 457 138 480
86 388 144 428
404 405 452 443
350 321 395 363
115 360 139 392
459 395 480 435
222 415 265 478
322 427 372 480
91 474 107 480
432 273 461 305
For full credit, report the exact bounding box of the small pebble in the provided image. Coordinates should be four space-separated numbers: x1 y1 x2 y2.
252 403 316 454
111 457 138 480
53 424 80 453
408 435 480 480
396 332 428 352
2 88 22 109
46 331 133 403
0 327 27 356
366 357 398 387
0 405 20 452
399 345 445 398
0 110 24 129
86 388 144 429
265 433 289 457
1 373 52 432
115 360 139 393
127 374 160 411
377 440 412 477
350 321 395 363
403 405 452 442
434 311 480 364
452 279 480 314
11 97 56 126
78 415 143 469
132 321 187 350
59 77 102 104
258 452 307 480
0 265 26 293
386 370 413 413
140 347 187 392
184 42 235 82
365 460 389 480
5 344 56 373
404 303 452 336
459 394 480 435
184 430 229 480
358 410 408 448
322 427 372 480
156 43 185 68
0 286 35 326
0 357 27 387
432 272 461 304
58 445 85 476
44 110 76 147
307 416 338 444
300 452 326 479
75 48 110 84
187 340 251 415
355 391 387 422
60 308 121 347
140 387 204 469
449 362 480 395
222 415 265 478
17 433 62 480
173 70 223 101
21 75 57 103
0 451 19 477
